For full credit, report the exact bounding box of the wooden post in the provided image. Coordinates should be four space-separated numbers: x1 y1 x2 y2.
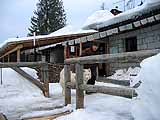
8 54 10 62
41 64 49 97
64 46 67 60
64 64 71 106
75 63 84 109
17 49 20 62
79 42 82 56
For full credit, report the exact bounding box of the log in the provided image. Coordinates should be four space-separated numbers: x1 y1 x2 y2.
0 62 47 68
12 67 44 91
97 77 130 86
64 65 71 105
80 84 137 98
66 82 136 98
41 65 49 97
65 49 160 64
75 63 84 109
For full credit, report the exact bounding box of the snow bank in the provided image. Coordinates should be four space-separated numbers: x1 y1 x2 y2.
107 67 140 81
132 53 160 120
0 68 42 99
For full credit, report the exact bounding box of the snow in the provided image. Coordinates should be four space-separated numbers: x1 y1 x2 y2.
49 25 97 37
82 10 114 29
107 67 141 87
132 53 160 120
0 67 134 120
83 1 160 30
1 55 160 120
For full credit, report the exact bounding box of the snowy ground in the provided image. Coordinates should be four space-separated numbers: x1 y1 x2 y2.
1 52 160 120
0 68 134 120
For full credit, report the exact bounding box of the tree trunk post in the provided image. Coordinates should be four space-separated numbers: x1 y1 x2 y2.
75 63 84 109
64 64 71 106
41 64 49 97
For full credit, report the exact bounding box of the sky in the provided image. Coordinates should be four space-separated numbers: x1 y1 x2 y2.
0 0 142 43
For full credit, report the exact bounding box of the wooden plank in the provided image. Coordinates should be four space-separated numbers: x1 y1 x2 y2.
64 65 71 106
65 49 160 64
0 62 47 68
41 65 49 97
80 84 137 98
22 111 71 120
0 44 23 59
11 67 44 91
17 49 21 62
75 63 84 109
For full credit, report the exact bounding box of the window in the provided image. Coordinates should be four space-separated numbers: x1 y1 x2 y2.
125 37 137 52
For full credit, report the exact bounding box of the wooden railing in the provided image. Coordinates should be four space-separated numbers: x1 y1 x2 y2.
64 49 160 109
0 62 49 97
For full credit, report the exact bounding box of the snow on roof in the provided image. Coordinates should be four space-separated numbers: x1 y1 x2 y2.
82 10 114 30
0 25 97 48
83 1 160 30
49 25 97 37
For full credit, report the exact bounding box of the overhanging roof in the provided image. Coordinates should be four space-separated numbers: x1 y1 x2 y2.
0 31 97 57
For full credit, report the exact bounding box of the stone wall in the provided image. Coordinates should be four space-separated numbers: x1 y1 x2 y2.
107 23 160 75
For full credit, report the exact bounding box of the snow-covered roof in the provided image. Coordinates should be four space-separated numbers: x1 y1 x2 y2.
83 1 160 30
82 10 114 30
0 25 97 52
49 25 97 37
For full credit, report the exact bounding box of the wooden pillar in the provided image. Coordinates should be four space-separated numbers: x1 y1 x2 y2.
76 63 84 109
41 64 49 97
64 46 67 60
64 64 71 106
79 42 82 56
17 49 20 62
8 54 10 62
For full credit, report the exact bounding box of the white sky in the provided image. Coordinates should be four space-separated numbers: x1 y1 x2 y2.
0 0 142 43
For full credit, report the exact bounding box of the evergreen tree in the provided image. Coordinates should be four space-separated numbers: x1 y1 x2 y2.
28 0 66 36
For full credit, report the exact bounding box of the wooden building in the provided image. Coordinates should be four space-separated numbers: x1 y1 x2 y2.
0 2 160 78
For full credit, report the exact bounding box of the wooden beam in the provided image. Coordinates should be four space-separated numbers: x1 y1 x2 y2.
0 62 47 68
80 84 137 98
64 65 71 106
66 82 136 98
17 49 21 62
79 42 82 56
41 64 49 97
0 44 23 59
75 63 84 109
65 49 160 64
64 46 67 60
8 54 10 62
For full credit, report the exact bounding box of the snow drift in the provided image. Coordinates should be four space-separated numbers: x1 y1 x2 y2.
132 53 160 120
0 67 43 99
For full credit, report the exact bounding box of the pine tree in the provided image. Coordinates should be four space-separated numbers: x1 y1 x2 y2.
28 0 66 36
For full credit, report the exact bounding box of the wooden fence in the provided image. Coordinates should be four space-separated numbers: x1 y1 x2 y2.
64 49 160 109
0 62 49 97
